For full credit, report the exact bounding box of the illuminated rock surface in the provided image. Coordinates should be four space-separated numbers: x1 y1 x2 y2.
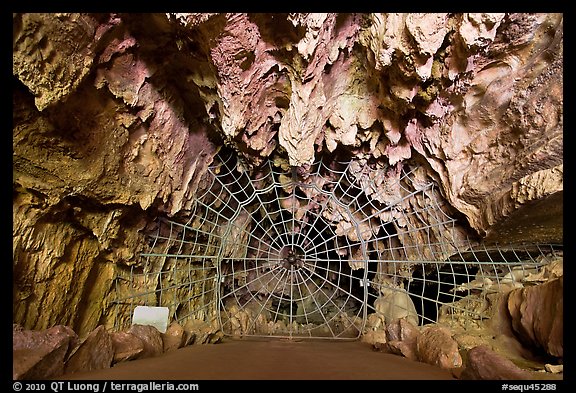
13 13 563 380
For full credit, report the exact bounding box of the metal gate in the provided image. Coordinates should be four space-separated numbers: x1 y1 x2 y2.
113 150 563 340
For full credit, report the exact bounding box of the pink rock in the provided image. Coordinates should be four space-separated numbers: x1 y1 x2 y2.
416 325 463 369
507 277 563 359
65 325 114 374
162 322 185 352
384 318 420 361
460 345 532 380
95 53 153 106
386 317 420 342
127 324 164 358
110 331 145 363
387 340 419 361
13 325 78 380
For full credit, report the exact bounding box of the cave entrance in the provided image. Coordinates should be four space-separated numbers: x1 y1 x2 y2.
112 150 563 340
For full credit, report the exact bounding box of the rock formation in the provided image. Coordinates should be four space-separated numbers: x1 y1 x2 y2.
13 321 222 380
13 12 562 379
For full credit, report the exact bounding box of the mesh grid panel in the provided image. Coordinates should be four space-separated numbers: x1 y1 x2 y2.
112 151 562 339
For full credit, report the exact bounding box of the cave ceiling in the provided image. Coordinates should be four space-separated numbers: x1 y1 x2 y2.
13 13 563 238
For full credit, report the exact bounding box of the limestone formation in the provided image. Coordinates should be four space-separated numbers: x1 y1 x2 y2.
12 13 562 376
183 317 223 345
374 287 419 327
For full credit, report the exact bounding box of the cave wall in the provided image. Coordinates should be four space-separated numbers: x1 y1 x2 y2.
13 13 562 335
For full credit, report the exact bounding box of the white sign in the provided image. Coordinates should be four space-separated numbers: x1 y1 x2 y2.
132 306 169 333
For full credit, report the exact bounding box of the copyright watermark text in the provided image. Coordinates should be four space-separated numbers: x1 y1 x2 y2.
13 381 200 392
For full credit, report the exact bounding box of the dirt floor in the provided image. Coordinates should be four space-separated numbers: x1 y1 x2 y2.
58 338 458 380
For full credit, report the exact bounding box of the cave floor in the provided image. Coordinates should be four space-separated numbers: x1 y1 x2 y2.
58 338 458 380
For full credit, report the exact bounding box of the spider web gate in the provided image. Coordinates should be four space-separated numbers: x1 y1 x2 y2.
112 151 563 340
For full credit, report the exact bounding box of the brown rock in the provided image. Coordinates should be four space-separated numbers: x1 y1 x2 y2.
386 317 420 342
384 318 420 360
182 330 197 347
110 331 144 363
460 345 532 380
162 322 186 352
183 318 219 345
65 325 114 374
544 364 563 374
416 325 463 369
507 277 563 358
13 13 101 111
361 330 387 350
127 324 164 358
387 340 419 361
207 330 224 344
13 325 78 380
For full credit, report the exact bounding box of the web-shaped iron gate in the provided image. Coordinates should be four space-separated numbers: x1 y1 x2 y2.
112 150 563 340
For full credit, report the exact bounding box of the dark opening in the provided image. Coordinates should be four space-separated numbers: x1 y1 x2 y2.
407 263 479 325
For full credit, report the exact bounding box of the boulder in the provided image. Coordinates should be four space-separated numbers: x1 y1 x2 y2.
416 325 462 369
387 340 419 361
110 331 145 363
183 318 221 345
386 317 420 342
374 288 419 327
65 325 114 374
507 277 563 358
384 318 420 361
162 321 186 352
13 325 78 380
460 345 532 380
361 330 387 351
127 324 164 358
